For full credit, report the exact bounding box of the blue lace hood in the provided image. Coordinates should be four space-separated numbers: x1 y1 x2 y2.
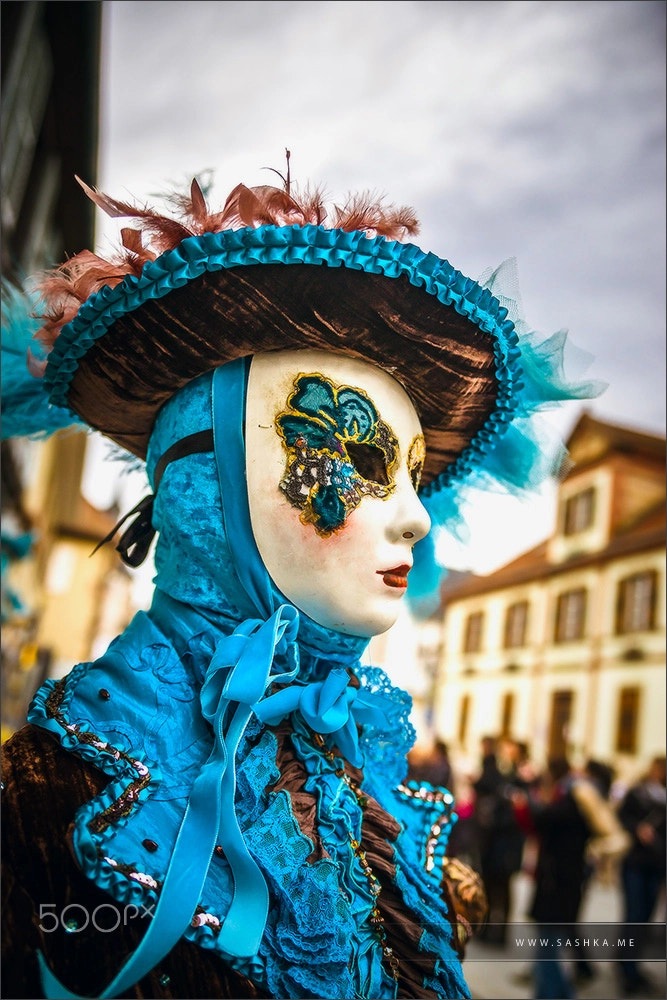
147 364 369 667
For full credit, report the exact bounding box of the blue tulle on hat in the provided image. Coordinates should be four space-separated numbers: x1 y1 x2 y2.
404 259 606 616
1 282 84 441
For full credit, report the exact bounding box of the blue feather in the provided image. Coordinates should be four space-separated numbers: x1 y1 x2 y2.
1 282 83 440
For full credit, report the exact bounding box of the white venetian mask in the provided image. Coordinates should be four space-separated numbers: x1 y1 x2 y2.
245 349 431 637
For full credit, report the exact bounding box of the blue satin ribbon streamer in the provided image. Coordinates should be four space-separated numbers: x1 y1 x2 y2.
212 358 274 619
200 606 300 954
38 604 300 999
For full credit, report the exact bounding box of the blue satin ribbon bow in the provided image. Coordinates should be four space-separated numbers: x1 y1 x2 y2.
255 668 389 768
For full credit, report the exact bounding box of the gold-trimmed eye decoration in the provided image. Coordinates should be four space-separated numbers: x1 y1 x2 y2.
276 373 398 536
408 434 426 491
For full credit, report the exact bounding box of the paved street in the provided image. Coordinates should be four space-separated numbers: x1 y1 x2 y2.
462 872 666 1000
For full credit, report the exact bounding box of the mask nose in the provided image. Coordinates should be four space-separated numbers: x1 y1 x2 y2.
390 473 431 544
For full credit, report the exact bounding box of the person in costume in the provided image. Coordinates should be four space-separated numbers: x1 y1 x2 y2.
1 166 602 1000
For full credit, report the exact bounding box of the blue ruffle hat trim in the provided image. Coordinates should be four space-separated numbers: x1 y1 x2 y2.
408 258 606 614
3 230 604 605
3 226 605 617
42 224 524 486
38 231 604 578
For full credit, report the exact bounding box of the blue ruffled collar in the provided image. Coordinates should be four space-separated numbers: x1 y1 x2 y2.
29 591 435 998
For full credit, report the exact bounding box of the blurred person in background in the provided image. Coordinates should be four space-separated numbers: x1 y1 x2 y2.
514 740 541 789
568 758 618 984
444 772 480 874
408 739 455 796
526 756 589 1000
617 755 666 997
472 735 526 945
583 758 615 800
524 755 630 999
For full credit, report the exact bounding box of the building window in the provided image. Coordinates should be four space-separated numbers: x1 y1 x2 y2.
615 686 640 754
504 601 529 648
616 571 657 634
1 15 52 237
417 641 442 680
563 487 596 536
500 692 514 737
463 611 484 653
548 689 573 758
458 694 470 747
554 588 587 643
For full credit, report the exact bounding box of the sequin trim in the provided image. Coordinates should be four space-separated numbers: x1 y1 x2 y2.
44 678 153 834
312 732 400 983
396 781 455 875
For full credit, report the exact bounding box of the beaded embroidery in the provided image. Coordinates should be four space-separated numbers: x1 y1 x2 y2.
44 679 153 834
276 373 398 535
100 855 225 934
396 780 455 875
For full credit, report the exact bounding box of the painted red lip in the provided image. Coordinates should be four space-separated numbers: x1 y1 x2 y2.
377 564 411 589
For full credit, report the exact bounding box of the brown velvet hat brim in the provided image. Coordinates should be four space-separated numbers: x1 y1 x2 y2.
44 227 518 491
65 266 498 487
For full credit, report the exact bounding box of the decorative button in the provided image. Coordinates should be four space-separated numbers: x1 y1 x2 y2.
98 688 111 700
142 839 158 853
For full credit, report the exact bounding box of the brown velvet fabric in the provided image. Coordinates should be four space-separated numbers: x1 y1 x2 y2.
2 722 456 999
268 721 454 999
1 726 268 1000
66 265 498 481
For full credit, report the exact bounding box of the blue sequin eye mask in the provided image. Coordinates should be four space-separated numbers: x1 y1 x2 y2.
275 372 400 535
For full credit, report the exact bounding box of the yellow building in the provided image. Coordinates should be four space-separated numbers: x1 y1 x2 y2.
0 3 132 738
1 430 136 736
432 413 665 783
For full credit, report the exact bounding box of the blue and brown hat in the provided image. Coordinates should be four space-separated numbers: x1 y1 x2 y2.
5 166 600 518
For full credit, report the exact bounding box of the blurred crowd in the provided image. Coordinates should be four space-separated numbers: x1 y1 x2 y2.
408 738 666 999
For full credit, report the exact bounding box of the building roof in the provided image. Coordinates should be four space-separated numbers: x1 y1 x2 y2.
440 414 665 604
442 511 665 602
564 411 665 475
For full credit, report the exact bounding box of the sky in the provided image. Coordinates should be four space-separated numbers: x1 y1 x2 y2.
82 0 666 588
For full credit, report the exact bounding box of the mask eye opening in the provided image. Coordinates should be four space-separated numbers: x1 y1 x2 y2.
346 441 390 485
409 464 423 491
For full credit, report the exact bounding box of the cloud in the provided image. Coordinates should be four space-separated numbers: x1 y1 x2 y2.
95 0 664 446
